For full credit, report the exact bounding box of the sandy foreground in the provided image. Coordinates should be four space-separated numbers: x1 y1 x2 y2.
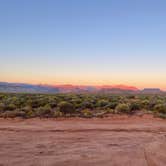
0 115 165 166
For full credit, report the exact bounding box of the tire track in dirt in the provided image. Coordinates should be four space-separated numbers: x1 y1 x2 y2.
0 127 166 134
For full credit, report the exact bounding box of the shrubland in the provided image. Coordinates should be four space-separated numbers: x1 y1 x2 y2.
0 93 165 118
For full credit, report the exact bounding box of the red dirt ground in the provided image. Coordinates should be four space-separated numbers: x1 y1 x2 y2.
0 114 165 166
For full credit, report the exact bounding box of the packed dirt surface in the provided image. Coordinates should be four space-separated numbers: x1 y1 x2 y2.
0 115 165 166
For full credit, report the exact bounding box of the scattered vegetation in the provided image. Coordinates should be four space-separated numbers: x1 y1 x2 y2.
0 93 165 118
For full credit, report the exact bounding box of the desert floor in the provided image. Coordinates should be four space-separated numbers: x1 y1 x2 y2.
0 115 165 166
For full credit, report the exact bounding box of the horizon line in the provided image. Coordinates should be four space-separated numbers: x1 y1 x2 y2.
0 80 165 91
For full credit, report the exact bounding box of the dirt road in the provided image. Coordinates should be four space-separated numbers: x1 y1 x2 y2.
0 115 165 166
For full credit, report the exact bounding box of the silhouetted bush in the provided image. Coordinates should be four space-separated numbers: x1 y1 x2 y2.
58 101 75 114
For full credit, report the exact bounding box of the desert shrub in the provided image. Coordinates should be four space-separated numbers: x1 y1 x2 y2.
0 95 4 100
148 97 158 110
154 104 166 114
48 98 57 108
106 102 118 109
95 111 107 118
21 106 33 112
81 101 94 109
1 111 17 118
6 103 17 111
157 113 166 119
29 100 39 108
58 101 75 114
15 110 26 118
129 102 141 111
0 110 26 118
26 110 35 118
105 109 116 114
0 93 166 118
81 109 93 118
35 104 52 117
43 104 52 113
30 97 48 108
109 96 120 102
127 95 136 99
97 99 109 107
141 100 149 109
21 106 34 118
68 97 81 109
119 96 128 103
116 103 130 113
54 110 63 118
148 98 165 111
156 99 165 105
71 98 82 105
0 103 5 112
26 99 33 107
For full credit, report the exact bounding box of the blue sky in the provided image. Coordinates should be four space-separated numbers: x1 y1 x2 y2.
0 0 166 89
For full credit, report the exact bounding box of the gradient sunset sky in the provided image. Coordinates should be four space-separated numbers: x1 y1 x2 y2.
0 0 166 89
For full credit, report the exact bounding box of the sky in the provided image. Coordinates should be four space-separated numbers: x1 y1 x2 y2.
0 0 166 89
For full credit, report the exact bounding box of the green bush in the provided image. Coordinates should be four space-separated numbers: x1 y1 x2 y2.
6 103 16 111
130 102 141 111
154 104 166 114
105 109 115 114
36 104 52 117
141 99 149 109
116 103 130 113
97 99 109 107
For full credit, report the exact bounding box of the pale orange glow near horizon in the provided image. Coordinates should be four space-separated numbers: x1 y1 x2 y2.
1 72 166 90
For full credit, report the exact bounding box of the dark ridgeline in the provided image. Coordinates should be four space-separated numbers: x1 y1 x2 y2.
0 82 164 94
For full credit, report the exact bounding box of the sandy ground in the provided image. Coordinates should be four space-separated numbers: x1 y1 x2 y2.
0 115 165 166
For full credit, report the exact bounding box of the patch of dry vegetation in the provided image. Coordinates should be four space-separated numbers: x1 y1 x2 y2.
0 93 166 118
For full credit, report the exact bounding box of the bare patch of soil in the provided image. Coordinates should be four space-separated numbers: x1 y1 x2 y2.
0 114 165 166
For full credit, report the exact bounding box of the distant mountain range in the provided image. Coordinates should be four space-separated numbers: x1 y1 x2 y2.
0 82 164 94
0 82 59 94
